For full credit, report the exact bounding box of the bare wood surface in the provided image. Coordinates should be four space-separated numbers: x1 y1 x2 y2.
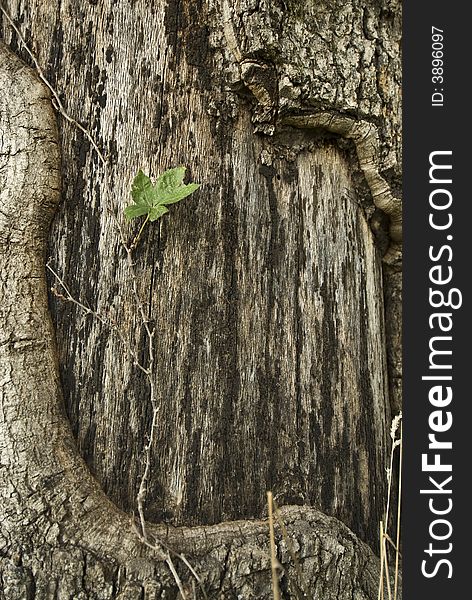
0 0 402 596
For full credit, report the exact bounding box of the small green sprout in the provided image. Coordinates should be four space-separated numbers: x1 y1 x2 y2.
124 166 200 247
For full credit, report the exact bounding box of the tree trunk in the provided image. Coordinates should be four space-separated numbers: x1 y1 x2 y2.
0 0 402 597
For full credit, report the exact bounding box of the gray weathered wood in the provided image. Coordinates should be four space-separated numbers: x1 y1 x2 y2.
0 0 402 596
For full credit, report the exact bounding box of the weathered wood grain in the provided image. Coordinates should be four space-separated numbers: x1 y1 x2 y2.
1 0 402 596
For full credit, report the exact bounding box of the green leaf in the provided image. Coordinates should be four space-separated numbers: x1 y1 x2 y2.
158 182 201 205
155 167 200 205
131 169 156 207
124 166 200 224
156 166 186 194
149 205 169 221
124 204 150 220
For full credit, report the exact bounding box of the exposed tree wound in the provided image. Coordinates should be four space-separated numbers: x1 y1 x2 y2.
221 0 402 252
283 114 402 246
218 0 402 413
0 35 397 600
1 0 403 595
0 1 398 538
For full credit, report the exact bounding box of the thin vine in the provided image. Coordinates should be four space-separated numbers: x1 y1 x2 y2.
1 5 204 595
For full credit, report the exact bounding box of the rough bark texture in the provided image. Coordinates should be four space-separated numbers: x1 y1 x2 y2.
1 0 402 597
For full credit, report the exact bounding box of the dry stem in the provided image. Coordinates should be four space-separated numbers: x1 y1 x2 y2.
273 498 309 599
267 492 280 600
0 4 106 164
379 413 402 600
394 422 403 600
0 7 206 590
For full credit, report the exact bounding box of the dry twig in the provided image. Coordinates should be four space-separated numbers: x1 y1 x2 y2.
267 492 281 600
0 4 106 164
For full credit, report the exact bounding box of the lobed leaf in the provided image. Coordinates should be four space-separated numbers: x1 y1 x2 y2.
149 205 169 221
124 167 200 223
158 182 201 205
124 204 150 220
131 170 156 207
156 166 186 194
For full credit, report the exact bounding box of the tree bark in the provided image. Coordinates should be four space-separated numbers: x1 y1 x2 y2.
0 0 402 597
